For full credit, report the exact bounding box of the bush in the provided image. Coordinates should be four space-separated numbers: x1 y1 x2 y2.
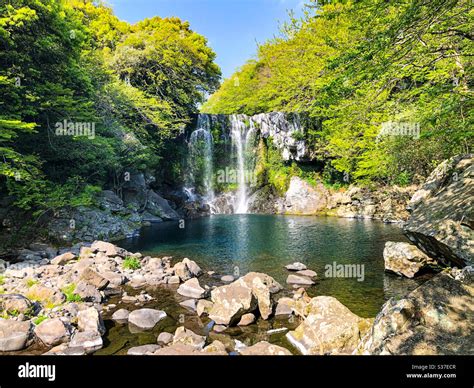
123 257 141 270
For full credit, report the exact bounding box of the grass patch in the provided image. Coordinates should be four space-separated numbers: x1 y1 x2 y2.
25 279 39 288
33 315 48 325
123 257 141 270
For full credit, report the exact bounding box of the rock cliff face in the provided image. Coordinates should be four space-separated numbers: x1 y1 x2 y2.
244 177 416 222
404 155 473 268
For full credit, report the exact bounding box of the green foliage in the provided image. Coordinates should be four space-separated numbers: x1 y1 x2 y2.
204 0 473 183
0 275 5 286
61 284 81 303
123 256 141 270
25 278 39 288
33 315 48 325
0 0 221 213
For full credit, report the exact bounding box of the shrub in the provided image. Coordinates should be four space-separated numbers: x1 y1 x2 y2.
123 257 141 270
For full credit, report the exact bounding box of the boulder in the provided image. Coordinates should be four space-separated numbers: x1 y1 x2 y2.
196 300 213 317
286 296 372 355
209 280 257 326
383 241 435 278
179 299 197 311
26 284 65 305
34 318 70 346
173 262 192 282
239 341 292 356
404 155 474 267
128 309 167 331
0 319 33 351
101 271 126 286
51 252 76 266
285 262 307 271
221 275 235 283
79 268 109 290
182 258 203 277
275 297 295 316
238 313 256 326
240 272 282 320
209 272 282 325
75 282 102 303
284 177 329 215
145 190 180 220
70 330 103 354
157 332 174 345
296 269 317 279
286 274 314 285
177 278 208 299
111 309 129 324
0 294 32 315
356 273 474 355
167 276 180 284
91 241 127 258
77 307 105 336
127 344 161 355
172 327 206 350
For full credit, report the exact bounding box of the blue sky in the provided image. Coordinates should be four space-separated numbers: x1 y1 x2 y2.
109 0 305 79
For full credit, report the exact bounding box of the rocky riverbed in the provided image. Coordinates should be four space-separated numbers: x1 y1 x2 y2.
0 238 472 356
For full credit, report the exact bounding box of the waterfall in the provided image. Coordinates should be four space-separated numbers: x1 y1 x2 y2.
231 115 248 214
186 112 309 214
187 114 214 202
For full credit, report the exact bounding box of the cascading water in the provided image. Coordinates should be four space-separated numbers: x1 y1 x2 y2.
187 114 214 202
186 112 308 214
230 115 249 214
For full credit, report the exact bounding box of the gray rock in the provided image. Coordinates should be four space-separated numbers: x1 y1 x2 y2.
75 282 102 303
384 241 435 278
0 294 32 315
51 252 76 266
179 299 197 311
77 307 105 336
79 267 109 290
173 327 206 350
34 318 70 346
128 309 167 331
285 262 307 271
238 313 256 326
127 344 161 355
177 278 208 299
284 177 329 215
91 241 127 258
0 319 32 351
356 273 474 355
404 155 474 267
239 341 292 356
112 309 130 324
286 296 372 355
182 258 203 277
196 300 213 317
70 330 103 354
173 262 192 282
157 332 174 345
296 269 317 279
286 274 314 285
221 275 235 283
